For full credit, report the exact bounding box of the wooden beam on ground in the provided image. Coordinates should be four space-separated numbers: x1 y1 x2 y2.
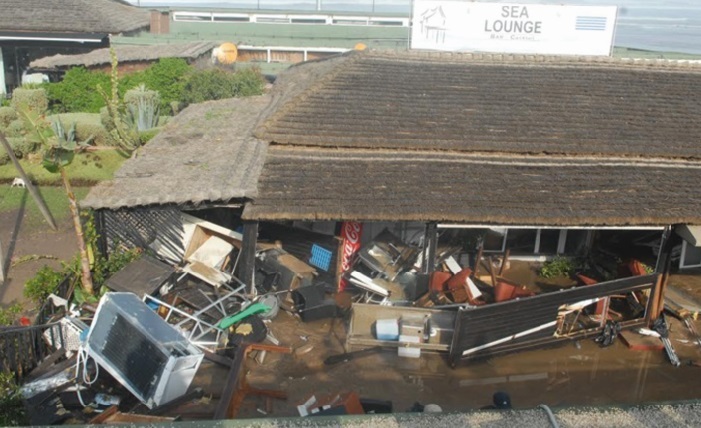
214 346 247 420
214 343 292 420
0 132 57 231
202 349 233 368
88 405 118 424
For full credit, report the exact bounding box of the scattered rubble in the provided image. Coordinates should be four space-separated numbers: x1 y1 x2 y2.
3 218 700 423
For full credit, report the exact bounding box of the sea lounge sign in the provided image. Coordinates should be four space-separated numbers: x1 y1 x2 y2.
411 1 618 56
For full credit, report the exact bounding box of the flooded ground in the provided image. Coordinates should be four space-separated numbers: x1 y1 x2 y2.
188 274 701 420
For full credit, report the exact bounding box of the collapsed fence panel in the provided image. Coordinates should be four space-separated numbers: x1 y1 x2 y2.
101 207 185 262
0 323 65 381
449 274 657 365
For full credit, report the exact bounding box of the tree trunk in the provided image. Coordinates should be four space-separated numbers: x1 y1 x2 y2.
60 168 93 295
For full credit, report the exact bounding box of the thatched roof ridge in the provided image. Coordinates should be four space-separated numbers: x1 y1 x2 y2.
0 0 149 34
81 96 270 210
254 52 355 137
256 50 701 159
242 146 701 226
30 42 216 70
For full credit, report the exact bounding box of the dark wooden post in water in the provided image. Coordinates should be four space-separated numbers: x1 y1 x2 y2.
647 225 679 323
0 132 57 231
240 220 259 295
423 222 437 274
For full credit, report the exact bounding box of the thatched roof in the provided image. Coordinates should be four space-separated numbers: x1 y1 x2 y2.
256 51 701 159
88 50 701 227
30 42 216 70
242 146 701 226
243 50 701 225
81 96 269 210
0 0 148 34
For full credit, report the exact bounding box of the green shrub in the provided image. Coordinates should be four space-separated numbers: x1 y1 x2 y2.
8 136 38 158
44 67 111 113
125 84 161 131
11 88 48 114
124 83 160 107
24 265 64 305
0 371 26 426
5 119 24 138
49 113 109 146
0 150 8 165
539 256 578 279
140 58 190 113
139 127 162 144
99 106 115 132
0 303 22 326
181 67 265 105
0 106 17 128
75 122 110 146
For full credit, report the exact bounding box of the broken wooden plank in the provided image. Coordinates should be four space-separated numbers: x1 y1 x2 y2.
619 330 664 351
23 348 67 383
214 347 247 420
147 388 204 416
88 405 119 424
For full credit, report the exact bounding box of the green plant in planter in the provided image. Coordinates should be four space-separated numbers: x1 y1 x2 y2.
539 256 578 279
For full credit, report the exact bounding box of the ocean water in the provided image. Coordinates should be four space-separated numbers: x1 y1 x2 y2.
129 0 701 54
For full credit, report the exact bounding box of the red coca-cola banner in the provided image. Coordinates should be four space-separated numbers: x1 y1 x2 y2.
338 221 362 291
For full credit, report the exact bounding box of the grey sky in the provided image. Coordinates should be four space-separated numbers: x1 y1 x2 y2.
125 1 701 54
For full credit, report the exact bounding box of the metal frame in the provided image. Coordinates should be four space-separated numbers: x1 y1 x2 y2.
143 282 248 350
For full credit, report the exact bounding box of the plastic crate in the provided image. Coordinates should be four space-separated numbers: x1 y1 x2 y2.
309 244 332 272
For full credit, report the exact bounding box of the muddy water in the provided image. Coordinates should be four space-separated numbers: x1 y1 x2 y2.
238 309 701 418
236 265 701 418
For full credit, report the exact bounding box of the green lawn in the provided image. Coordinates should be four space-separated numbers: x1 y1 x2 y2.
0 148 123 227
0 185 90 228
0 149 128 185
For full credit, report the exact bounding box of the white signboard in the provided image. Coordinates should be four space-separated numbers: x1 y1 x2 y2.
411 1 618 56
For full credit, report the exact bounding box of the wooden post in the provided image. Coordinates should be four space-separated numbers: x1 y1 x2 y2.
240 220 259 295
499 249 511 276
0 237 5 284
489 256 498 287
424 222 437 274
647 225 678 324
93 209 108 260
0 132 57 230
472 244 484 278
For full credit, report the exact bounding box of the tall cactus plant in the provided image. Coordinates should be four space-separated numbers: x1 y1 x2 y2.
96 44 140 153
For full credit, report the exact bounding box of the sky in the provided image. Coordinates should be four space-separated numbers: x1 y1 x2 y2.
123 1 701 54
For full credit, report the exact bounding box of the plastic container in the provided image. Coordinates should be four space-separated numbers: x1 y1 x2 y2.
375 319 399 341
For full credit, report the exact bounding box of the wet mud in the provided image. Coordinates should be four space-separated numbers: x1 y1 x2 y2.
225 304 701 419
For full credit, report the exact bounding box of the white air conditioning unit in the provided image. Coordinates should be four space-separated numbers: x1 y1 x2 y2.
85 293 203 408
